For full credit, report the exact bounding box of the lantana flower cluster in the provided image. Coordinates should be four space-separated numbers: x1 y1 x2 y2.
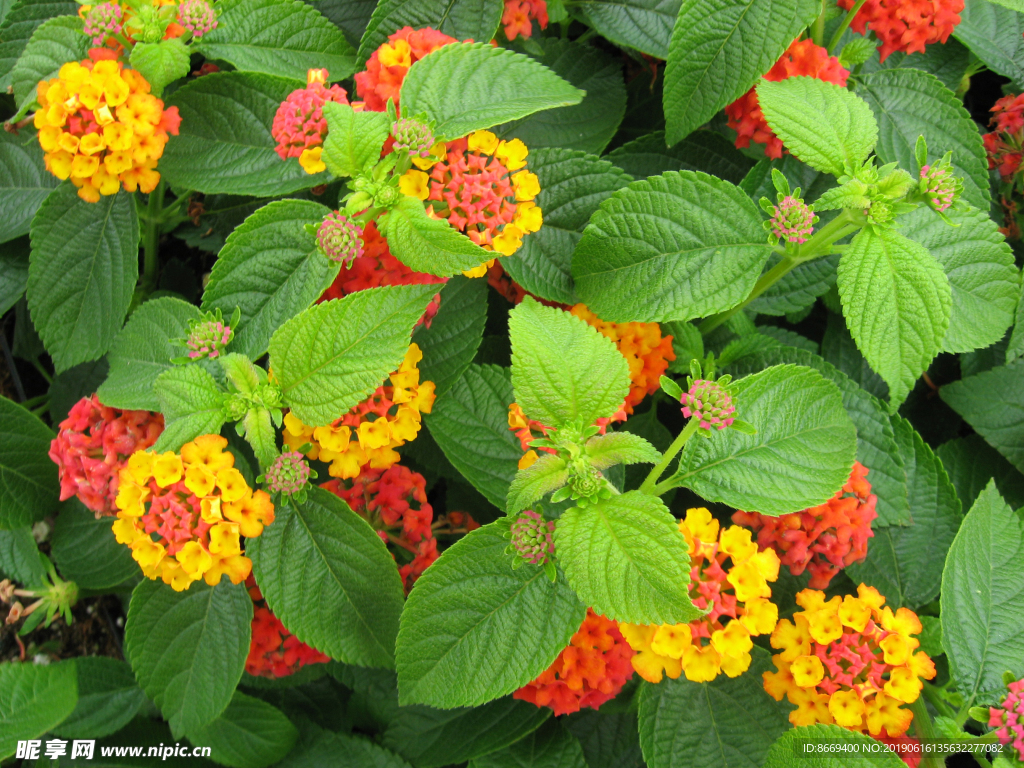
514 608 635 716
990 678 1024 759
323 463 438 591
49 395 164 517
837 0 963 61
984 94 1024 183
763 585 936 737
620 508 781 684
245 575 329 678
271 68 351 175
112 435 275 591
355 26 460 112
733 462 877 589
501 0 548 40
726 39 848 159
283 343 436 479
35 54 181 201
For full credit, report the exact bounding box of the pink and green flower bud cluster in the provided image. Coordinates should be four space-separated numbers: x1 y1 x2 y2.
263 451 311 496
681 379 735 431
187 318 232 360
510 510 554 565
990 678 1024 758
177 0 217 38
316 211 363 265
391 117 434 159
83 2 123 45
768 195 815 244
919 163 959 213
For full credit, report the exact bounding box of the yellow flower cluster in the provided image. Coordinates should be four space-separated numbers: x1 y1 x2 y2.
620 508 780 684
283 344 435 479
112 435 275 591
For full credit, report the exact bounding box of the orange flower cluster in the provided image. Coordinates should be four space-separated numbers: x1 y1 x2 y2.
725 39 848 159
514 609 635 716
35 53 181 201
112 435 275 591
733 462 877 589
620 508 781 683
283 344 436 479
763 585 936 737
837 0 962 61
245 576 329 678
502 0 548 40
355 26 460 112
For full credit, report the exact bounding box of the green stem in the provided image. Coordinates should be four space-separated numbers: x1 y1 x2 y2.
909 696 944 768
21 393 49 409
922 682 956 720
31 403 49 417
31 357 52 384
827 0 868 54
811 0 827 46
141 179 165 295
639 418 699 495
698 255 797 335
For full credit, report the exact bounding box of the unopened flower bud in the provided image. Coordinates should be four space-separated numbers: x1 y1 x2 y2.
316 211 363 265
83 1 123 46
187 316 232 360
263 451 311 496
919 163 961 213
768 195 816 244
681 380 735 431
177 0 217 38
6 601 24 624
391 117 434 159
509 510 555 565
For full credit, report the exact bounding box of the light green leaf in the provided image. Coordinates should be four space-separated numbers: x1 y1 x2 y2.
202 199 336 360
0 527 46 585
52 657 145 740
506 453 569 515
470 719 586 768
129 38 190 97
241 407 277 469
757 76 878 176
0 660 78 760
185 691 298 768
763 725 906 768
152 365 228 452
413 275 487 397
664 0 820 145
0 0 78 92
563 0 679 58
585 431 661 469
954 0 1024 88
940 359 1024 474
983 0 1024 12
51 498 137 590
399 42 585 141
0 131 57 245
28 184 140 373
937 434 1024 513
554 490 702 625
269 284 436 426
675 364 857 516
321 102 391 178
10 14 87 105
837 226 952 408
125 579 253 739
382 196 492 277
0 395 58 530
247 487 406 668
605 130 753 184
941 481 1024 705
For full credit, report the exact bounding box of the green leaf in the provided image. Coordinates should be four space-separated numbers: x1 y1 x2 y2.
954 0 1024 88
129 38 190 97
126 580 253 739
572 171 771 323
637 647 790 768
98 297 202 411
197 0 355 81
605 130 753 184
0 660 78 760
381 196 492 277
0 527 46 585
555 490 702 625
247 487 406 668
0 395 58 530
0 131 57 245
1008 279 1024 364
509 296 630 428
413 275 487 397
52 657 145 740
506 453 569 515
152 365 228 452
277 730 412 768
0 0 78 92
899 206 1020 354
854 68 991 210
757 77 878 176
564 710 643 768
585 431 661 469
763 724 906 768
837 226 952 408
425 364 523 509
202 199 336 360
563 0 679 58
941 359 1024 474
937 434 1024 513
10 15 87 105
664 0 820 145
983 0 1024 12
500 148 631 305
48 358 109 424
321 103 391 178
0 236 29 316
941 481 1024 705
675 364 857 516
269 284 436 426
185 691 298 768
470 719 586 768
396 518 586 708
821 312 889 401
399 42 585 141
161 72 330 196
748 253 839 317
28 185 140 373
861 38 973 94
51 498 137 590
846 416 960 610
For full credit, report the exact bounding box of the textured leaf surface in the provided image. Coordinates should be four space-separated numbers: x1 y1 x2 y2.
606 130 753 184
382 196 492 277
247 487 405 668
0 660 78 760
52 657 145 740
1009 279 1024 364
413 275 486 397
0 237 28 316
129 38 190 96
152 365 228 453
27 185 139 373
0 0 77 91
564 0 679 58
572 171 771 323
471 719 587 768
506 453 569 515
764 725 905 768
0 527 46 585
748 253 839 317
0 395 58 529
0 131 57 244
51 498 137 590
321 103 391 178
277 730 413 768
563 710 643 768
821 313 889 401
186 691 298 768
936 434 1024 512
10 15 87 104
940 360 1024 473
954 0 1024 87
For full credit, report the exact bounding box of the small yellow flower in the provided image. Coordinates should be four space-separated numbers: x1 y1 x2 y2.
399 169 430 200
790 655 825 687
357 419 392 450
176 540 212 577
152 452 184 487
130 536 165 570
496 138 528 170
378 38 412 68
651 623 692 659
216 467 249 503
299 146 325 174
828 689 866 728
491 224 523 256
467 130 500 155
682 643 720 683
511 170 540 201
514 201 543 233
184 463 216 498
518 450 539 470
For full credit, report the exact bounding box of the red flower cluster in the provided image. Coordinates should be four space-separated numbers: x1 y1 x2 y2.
318 220 446 327
245 576 329 678
514 609 635 716
732 462 877 589
726 39 848 159
322 463 438 591
984 94 1024 181
837 0 962 61
355 27 460 112
502 0 548 40
271 69 350 174
49 394 164 516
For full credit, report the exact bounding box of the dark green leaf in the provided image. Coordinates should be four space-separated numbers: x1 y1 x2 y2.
52 657 145 740
0 660 78 760
940 360 1024 473
0 395 58 530
936 434 1024 512
564 0 679 58
10 15 87 105
954 0 1024 89
413 275 486 397
0 0 78 91
471 719 587 768
605 130 753 184
185 691 298 768
0 526 46 586
51 498 138 590
0 131 57 245
0 236 29 316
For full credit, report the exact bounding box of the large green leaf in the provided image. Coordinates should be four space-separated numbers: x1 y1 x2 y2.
0 236 29 317
161 72 330 196
941 481 1024 705
269 284 436 426
940 360 1024 474
0 660 78 760
51 498 138 590
277 730 412 768
572 171 771 323
185 691 298 768
555 491 702 625
954 0 1024 88
0 131 57 245
52 657 145 740
563 0 679 58
763 725 906 768
396 518 585 708
748 254 839 317
509 296 630 429
197 0 355 81
471 719 587 768
247 487 406 668
152 365 229 453
854 68 991 210
9 14 87 105
202 199 336 360
0 0 77 91
412 275 486 397
837 226 951 408
605 130 753 184
125 579 252 739
0 527 47 585
27 185 140 373
675 364 857 516
381 196 492 277
1009 278 1024 365
563 710 643 768
0 395 58 530
399 42 585 141
637 647 789 768
821 312 888 401
936 434 1024 512
663 0 820 145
